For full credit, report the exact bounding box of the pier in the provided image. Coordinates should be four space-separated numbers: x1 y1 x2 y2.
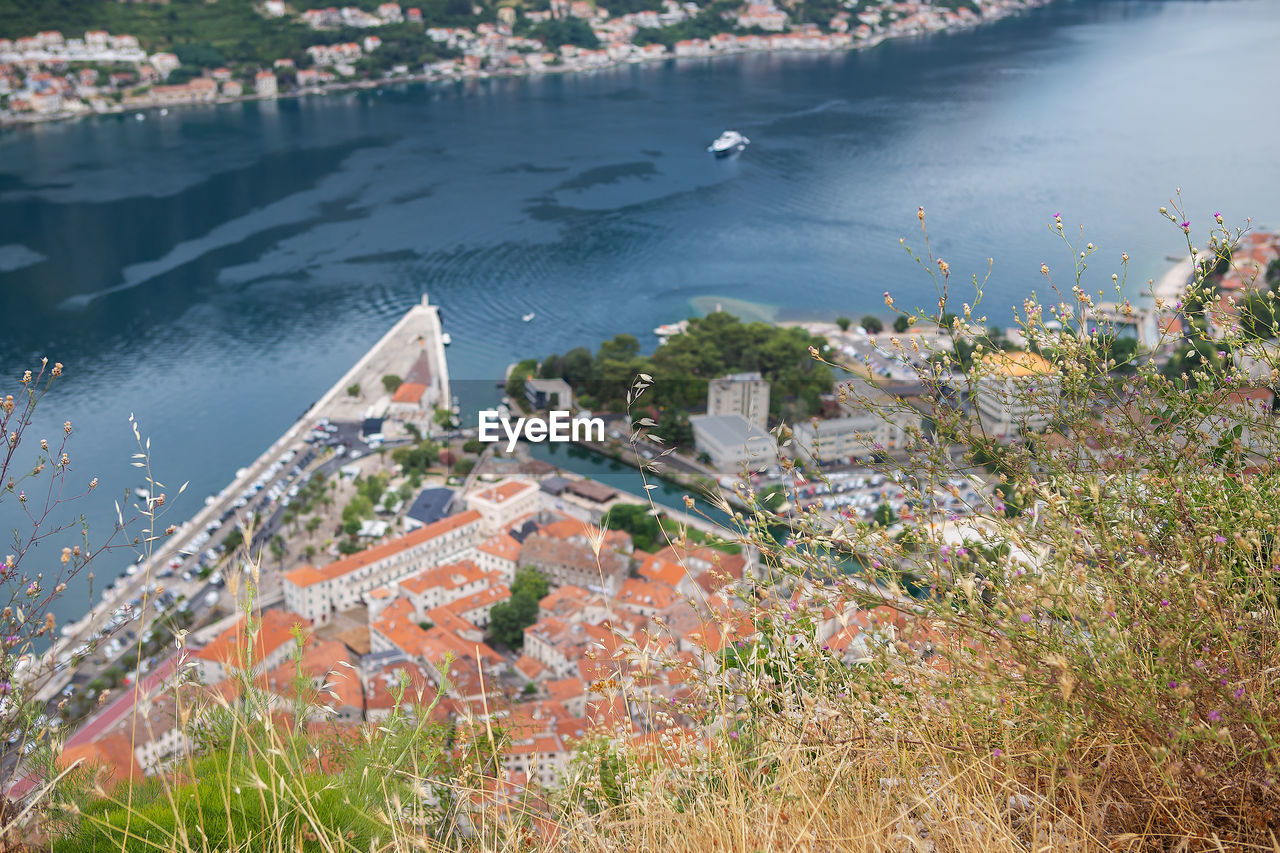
36 296 451 704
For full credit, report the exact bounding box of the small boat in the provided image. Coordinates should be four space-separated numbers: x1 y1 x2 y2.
160 108 169 116
654 320 689 341
707 130 749 157
522 313 535 323
441 332 452 346
135 113 145 121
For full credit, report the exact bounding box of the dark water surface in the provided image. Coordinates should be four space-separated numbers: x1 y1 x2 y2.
2 0 1278 619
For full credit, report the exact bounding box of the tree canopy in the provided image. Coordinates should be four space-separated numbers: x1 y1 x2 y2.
536 312 833 420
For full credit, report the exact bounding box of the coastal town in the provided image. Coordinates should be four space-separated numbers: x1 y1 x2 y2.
7 223 1276 812
0 0 1053 124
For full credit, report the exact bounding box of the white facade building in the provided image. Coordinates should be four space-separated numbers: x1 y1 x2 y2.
283 510 484 623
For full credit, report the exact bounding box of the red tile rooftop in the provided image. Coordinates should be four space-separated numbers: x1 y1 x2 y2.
194 609 310 670
477 532 521 559
391 381 428 403
380 596 415 622
372 615 432 658
544 676 585 704
636 554 689 589
617 578 680 611
400 559 485 596
57 732 143 793
445 584 511 616
472 480 535 503
284 510 481 588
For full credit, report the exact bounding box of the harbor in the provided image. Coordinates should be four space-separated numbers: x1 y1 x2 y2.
36 296 453 705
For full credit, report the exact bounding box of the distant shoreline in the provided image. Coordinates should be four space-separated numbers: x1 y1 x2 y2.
0 1 1052 131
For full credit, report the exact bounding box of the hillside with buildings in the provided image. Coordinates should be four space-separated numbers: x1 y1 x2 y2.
1 0 1052 122
8 223 1280 849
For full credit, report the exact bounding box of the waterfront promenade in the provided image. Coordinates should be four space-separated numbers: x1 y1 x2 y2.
35 296 451 705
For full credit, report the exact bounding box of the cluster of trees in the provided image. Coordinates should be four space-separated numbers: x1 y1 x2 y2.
835 315 886 334
533 311 834 422
522 17 599 49
391 441 438 476
340 473 389 537
601 503 665 553
488 567 550 649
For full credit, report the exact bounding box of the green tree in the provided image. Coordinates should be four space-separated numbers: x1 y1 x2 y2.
1239 292 1277 340
835 316 852 331
652 410 694 450
381 374 403 393
603 503 665 552
506 359 538 403
527 17 600 49
346 383 361 398
511 566 550 602
872 502 898 528
488 567 549 648
893 315 910 333
861 315 884 335
1267 257 1280 291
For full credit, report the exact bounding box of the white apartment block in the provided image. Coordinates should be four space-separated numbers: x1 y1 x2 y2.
707 372 771 429
283 510 484 623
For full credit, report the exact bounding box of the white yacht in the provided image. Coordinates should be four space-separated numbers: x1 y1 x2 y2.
522 312 536 322
441 332 452 346
707 130 749 157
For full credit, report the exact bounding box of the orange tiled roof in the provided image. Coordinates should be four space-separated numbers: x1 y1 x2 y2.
372 616 432 657
58 732 143 791
636 554 689 589
445 584 511 617
391 381 428 404
618 578 680 611
365 660 435 711
194 610 310 670
380 597 415 622
477 532 521 560
472 480 535 503
401 559 485 596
